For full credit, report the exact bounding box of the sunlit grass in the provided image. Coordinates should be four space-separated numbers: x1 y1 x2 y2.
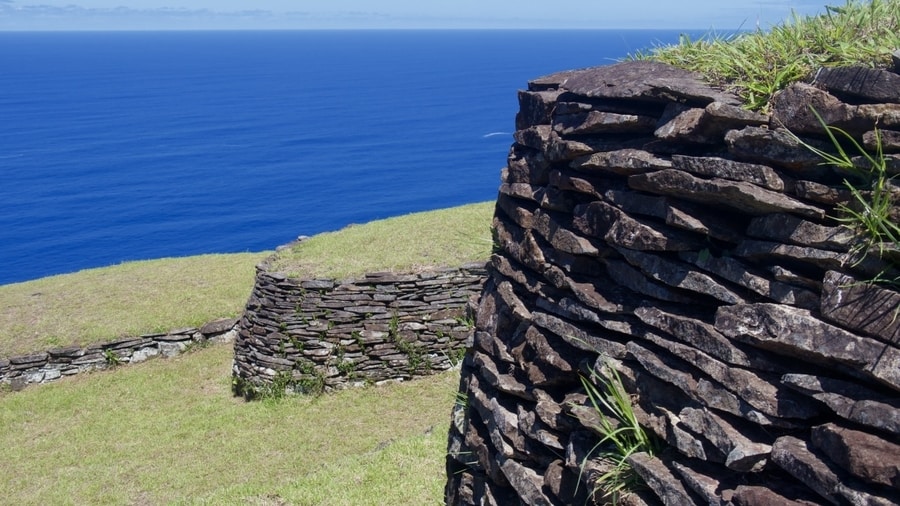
270 201 495 279
0 344 457 505
0 253 269 357
633 0 900 110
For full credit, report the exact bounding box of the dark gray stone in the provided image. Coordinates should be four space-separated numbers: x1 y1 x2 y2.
771 82 858 135
814 66 900 104
678 407 772 472
771 436 900 506
746 214 856 252
602 189 746 243
730 484 823 506
499 459 554 506
514 125 553 152
200 317 238 336
820 271 900 346
791 180 852 205
572 201 701 252
672 155 785 191
715 303 900 392
570 149 672 176
633 305 756 367
679 251 819 309
655 102 768 144
532 209 601 257
553 110 658 136
605 259 698 304
725 127 826 171
628 452 700 505
516 89 563 129
616 247 746 304
864 128 900 153
555 61 740 105
780 373 900 437
628 169 826 219
810 423 900 488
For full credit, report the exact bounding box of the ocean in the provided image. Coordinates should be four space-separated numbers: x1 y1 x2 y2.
0 29 693 285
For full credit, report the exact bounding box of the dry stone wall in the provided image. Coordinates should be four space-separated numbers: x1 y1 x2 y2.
231 257 487 397
445 60 900 505
0 317 238 391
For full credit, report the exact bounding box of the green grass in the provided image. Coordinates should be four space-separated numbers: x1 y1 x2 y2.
0 343 457 505
0 201 497 503
0 202 495 358
634 0 900 110
270 202 495 279
579 362 659 505
0 253 270 357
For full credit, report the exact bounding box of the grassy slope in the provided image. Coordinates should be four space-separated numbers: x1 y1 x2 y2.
0 202 495 358
0 344 457 505
0 201 494 503
0 253 270 357
270 201 495 279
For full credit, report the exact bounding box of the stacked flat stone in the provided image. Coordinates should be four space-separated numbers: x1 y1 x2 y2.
232 257 487 394
445 60 900 505
0 318 238 390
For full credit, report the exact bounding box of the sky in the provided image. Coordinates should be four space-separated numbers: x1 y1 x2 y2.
0 0 832 30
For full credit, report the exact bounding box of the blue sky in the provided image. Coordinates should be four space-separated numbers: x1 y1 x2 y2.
1 0 831 30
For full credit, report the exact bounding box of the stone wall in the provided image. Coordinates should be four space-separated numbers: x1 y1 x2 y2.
0 317 238 391
231 257 487 397
445 60 900 505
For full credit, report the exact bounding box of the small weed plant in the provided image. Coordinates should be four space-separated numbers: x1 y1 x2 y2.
786 109 899 284
103 349 122 367
579 361 658 505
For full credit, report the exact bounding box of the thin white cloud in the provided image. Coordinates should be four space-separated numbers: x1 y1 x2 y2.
1 1 829 30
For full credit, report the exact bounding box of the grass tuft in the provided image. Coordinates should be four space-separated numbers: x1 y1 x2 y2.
579 360 659 505
634 0 900 111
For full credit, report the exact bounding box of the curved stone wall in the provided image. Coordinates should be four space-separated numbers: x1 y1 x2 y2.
445 61 900 505
232 257 487 397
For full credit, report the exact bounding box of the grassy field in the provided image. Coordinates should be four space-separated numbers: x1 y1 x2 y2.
0 202 494 504
0 253 269 357
0 202 495 358
0 344 458 505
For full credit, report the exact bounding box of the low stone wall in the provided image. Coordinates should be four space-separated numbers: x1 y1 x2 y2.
445 60 900 504
231 258 487 397
0 317 238 391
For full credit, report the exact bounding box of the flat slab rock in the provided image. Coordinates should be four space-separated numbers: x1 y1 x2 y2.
813 66 900 104
548 60 740 105
821 271 900 345
715 303 900 392
781 373 900 436
628 169 826 219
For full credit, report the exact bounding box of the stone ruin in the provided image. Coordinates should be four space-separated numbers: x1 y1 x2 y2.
444 58 900 505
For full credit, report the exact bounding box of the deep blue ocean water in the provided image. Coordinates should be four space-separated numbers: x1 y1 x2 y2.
0 29 692 285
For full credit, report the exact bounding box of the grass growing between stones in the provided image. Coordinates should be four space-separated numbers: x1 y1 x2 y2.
635 0 900 110
0 343 456 505
270 201 495 280
580 363 659 505
0 253 269 357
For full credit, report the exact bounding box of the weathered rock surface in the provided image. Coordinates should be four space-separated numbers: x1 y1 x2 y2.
232 260 486 396
444 59 900 505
